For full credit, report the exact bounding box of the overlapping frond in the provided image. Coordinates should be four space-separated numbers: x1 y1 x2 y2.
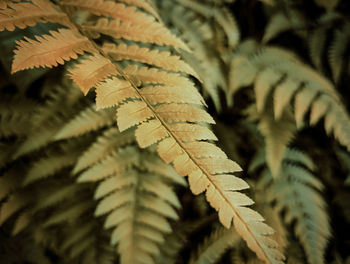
229 40 350 151
89 70 283 262
251 149 331 264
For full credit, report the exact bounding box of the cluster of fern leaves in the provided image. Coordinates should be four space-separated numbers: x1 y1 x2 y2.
0 0 349 263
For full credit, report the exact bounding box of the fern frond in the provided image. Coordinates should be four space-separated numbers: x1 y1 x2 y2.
229 41 350 151
257 107 296 177
0 0 71 31
77 144 182 264
274 168 330 264
2 2 283 262
90 66 283 261
251 149 330 264
11 28 96 73
102 43 198 78
189 227 240 264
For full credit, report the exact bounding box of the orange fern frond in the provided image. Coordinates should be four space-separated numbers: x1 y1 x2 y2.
103 43 198 77
0 0 70 31
11 28 96 73
92 73 285 264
